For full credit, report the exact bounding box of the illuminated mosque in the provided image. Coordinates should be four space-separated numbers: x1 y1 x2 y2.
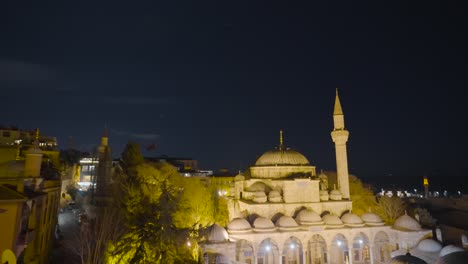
200 91 441 264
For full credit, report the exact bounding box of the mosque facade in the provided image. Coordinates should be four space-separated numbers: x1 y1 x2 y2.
201 91 433 264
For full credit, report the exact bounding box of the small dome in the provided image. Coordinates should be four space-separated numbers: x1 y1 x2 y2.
295 209 323 225
234 174 245 181
417 239 442 252
329 189 342 200
390 253 427 264
394 213 422 231
361 212 384 225
253 191 267 203
227 218 252 233
435 251 468 264
319 190 329 195
439 245 464 257
253 217 276 232
319 190 329 201
207 224 228 242
255 148 309 166
323 214 344 228
268 190 282 202
275 216 299 230
341 213 364 227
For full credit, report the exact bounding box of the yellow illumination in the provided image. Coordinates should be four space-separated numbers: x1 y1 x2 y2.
423 177 429 186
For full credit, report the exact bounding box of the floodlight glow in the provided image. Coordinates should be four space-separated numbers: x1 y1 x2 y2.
265 245 271 251
290 243 295 249
337 240 342 246
358 239 363 244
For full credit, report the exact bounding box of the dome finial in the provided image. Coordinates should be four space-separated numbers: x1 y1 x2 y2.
279 129 284 150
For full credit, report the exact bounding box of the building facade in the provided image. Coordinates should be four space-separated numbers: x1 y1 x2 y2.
201 91 431 264
0 129 61 264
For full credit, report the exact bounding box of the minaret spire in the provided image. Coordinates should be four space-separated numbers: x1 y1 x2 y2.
334 88 344 116
331 89 350 199
279 129 284 150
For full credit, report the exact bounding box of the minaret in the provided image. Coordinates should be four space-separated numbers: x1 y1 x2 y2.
331 89 350 199
95 127 112 203
423 176 429 198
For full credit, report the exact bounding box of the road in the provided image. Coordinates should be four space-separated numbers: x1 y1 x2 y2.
51 209 82 264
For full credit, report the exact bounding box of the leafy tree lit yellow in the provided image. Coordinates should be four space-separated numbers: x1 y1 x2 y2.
107 142 229 263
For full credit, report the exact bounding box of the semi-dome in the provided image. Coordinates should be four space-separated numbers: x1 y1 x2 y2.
322 214 344 228
227 218 252 233
255 148 309 166
295 209 323 225
253 217 276 232
439 245 464 257
417 239 442 252
394 212 422 231
275 216 299 231
207 224 228 242
390 253 427 264
341 213 364 227
361 212 384 226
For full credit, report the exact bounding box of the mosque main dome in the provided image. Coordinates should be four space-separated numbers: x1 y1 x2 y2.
250 130 316 179
255 148 309 166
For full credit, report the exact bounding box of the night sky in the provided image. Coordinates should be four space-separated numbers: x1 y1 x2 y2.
1 2 467 191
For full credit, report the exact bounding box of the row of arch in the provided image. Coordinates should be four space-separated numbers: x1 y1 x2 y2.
231 231 391 264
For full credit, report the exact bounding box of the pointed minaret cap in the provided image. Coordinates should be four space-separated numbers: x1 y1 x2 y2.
103 125 108 137
333 88 344 116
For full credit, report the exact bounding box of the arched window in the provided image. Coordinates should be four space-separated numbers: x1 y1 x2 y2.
352 232 370 264
373 231 390 264
258 238 279 264
236 239 254 264
308 234 327 264
283 236 303 264
330 234 349 264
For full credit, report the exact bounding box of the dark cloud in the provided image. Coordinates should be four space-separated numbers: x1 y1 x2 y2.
102 96 174 105
111 129 159 140
0 59 56 84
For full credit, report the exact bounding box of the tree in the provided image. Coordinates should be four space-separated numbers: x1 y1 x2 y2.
109 156 196 263
376 196 406 225
174 178 215 228
121 142 144 171
66 205 125 264
413 207 437 228
349 175 379 215
109 177 194 263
